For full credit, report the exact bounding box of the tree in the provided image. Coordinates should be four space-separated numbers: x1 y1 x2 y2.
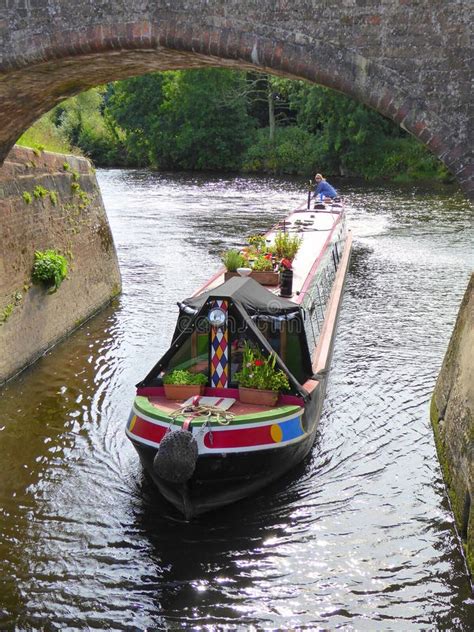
105 74 168 165
105 69 255 170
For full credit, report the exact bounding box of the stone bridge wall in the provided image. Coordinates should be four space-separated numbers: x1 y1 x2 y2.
0 146 121 384
0 1 472 196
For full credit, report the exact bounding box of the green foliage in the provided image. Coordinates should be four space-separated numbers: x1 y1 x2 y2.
106 69 254 170
247 234 267 250
49 191 58 205
1 291 24 324
16 69 448 183
251 254 274 272
234 343 290 392
63 162 70 171
221 249 246 271
0 303 14 323
242 125 320 175
33 185 48 200
163 369 207 386
52 87 121 164
32 250 68 291
22 191 32 204
273 231 302 261
17 111 72 155
105 73 167 165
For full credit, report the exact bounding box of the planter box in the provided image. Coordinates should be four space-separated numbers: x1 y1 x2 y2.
250 271 279 286
224 271 279 286
164 384 205 401
239 386 279 407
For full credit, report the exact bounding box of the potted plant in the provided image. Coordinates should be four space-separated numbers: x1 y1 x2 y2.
249 253 279 286
234 343 290 406
273 231 302 262
221 249 246 280
162 369 207 400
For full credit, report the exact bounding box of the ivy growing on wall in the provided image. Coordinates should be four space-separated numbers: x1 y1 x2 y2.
32 250 69 291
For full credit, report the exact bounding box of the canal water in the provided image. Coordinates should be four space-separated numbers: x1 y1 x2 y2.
0 171 473 630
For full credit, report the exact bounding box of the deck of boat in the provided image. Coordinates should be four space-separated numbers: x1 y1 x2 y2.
147 394 289 417
193 204 344 302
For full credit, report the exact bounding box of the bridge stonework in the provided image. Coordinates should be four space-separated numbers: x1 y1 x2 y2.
0 1 472 195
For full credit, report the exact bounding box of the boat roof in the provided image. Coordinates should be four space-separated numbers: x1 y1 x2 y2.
181 276 300 316
192 206 344 304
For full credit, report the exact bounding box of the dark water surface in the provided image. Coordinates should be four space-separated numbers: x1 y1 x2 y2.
1 171 473 630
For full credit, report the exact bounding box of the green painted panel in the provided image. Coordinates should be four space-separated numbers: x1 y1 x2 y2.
133 396 302 426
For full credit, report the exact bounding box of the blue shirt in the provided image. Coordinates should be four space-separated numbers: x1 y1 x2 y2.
314 180 337 199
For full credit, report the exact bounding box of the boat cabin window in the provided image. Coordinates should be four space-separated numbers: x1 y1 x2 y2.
166 320 210 377
256 319 307 384
229 319 307 385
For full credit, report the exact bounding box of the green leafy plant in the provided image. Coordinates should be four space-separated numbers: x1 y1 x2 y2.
0 303 14 323
22 191 32 204
234 343 290 392
273 231 302 261
63 162 70 171
247 234 267 251
163 369 207 386
221 249 246 272
0 291 23 324
33 185 48 200
49 191 58 205
251 253 274 272
32 249 68 291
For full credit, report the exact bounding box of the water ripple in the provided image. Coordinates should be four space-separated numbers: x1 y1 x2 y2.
0 172 472 629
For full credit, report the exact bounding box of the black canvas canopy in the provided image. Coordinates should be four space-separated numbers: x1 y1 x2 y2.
180 276 300 316
137 276 311 398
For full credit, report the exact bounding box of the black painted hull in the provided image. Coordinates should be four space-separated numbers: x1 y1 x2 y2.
130 381 324 519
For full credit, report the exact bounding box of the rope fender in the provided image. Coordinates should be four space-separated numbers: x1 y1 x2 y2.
153 430 198 484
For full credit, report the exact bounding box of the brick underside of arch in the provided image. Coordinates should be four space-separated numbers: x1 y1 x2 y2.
0 19 472 197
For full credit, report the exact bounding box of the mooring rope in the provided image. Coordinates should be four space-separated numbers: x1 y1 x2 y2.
169 404 235 426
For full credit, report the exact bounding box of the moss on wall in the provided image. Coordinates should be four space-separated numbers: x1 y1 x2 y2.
0 145 122 383
431 274 474 577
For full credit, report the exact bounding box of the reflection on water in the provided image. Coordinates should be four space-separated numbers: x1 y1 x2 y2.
0 171 473 629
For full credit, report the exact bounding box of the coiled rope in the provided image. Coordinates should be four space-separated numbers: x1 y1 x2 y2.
169 403 235 426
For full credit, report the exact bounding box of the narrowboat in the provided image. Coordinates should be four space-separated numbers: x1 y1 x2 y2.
126 198 352 518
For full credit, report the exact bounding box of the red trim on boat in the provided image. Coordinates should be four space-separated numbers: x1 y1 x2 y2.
130 417 167 443
204 424 276 449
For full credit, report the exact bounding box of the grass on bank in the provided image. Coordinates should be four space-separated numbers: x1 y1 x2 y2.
16 114 73 155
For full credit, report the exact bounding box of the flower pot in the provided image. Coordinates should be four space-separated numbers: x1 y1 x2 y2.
224 271 240 281
250 271 280 286
164 384 205 401
238 386 279 407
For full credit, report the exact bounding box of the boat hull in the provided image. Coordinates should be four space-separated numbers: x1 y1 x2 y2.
129 385 322 518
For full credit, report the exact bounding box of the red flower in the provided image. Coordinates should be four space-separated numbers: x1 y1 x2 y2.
264 253 272 260
254 359 264 366
280 258 292 270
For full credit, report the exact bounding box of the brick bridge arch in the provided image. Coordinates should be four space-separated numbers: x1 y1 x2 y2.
1 1 472 196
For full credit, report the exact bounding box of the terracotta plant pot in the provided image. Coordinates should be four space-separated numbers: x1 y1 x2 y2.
164 384 205 401
250 271 280 286
224 271 240 281
238 386 279 407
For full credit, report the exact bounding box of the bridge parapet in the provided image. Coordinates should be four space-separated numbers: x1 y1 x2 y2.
0 1 472 195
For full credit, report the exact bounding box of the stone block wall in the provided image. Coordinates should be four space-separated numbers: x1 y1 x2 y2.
0 146 121 383
431 273 474 576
